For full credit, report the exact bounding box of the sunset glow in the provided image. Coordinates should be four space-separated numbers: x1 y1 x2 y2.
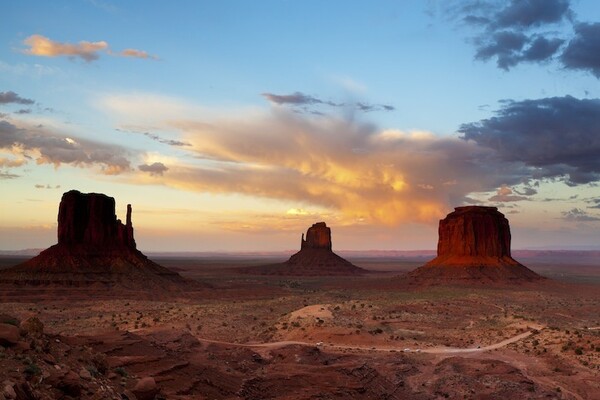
1 1 599 251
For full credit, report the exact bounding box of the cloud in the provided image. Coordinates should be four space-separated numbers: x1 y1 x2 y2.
139 162 168 176
0 91 34 105
562 208 600 222
262 91 394 113
22 34 156 62
34 184 60 189
514 186 537 196
0 119 130 174
119 49 158 60
459 96 600 185
491 0 571 29
15 109 31 115
460 0 571 70
0 157 26 167
561 23 600 78
588 199 600 209
116 127 191 147
488 184 529 202
152 108 531 225
23 34 108 62
0 171 20 179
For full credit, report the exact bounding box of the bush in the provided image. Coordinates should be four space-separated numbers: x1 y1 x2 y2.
24 362 41 376
114 367 128 377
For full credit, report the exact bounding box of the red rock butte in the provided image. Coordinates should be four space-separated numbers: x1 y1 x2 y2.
244 222 366 276
409 206 542 282
0 190 189 292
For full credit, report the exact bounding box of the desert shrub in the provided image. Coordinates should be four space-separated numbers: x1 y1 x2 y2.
24 362 41 376
114 367 128 377
575 347 583 355
0 315 19 326
91 353 108 374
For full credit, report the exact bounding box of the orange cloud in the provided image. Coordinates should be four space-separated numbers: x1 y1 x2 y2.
23 35 108 62
120 49 158 59
99 94 531 227
22 35 156 62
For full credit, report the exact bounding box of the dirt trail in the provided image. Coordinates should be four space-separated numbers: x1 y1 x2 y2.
197 327 541 355
421 330 532 354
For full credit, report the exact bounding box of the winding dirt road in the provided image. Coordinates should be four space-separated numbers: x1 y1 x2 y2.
196 327 541 355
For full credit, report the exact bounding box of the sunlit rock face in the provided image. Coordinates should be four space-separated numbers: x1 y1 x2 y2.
409 206 542 283
435 206 511 260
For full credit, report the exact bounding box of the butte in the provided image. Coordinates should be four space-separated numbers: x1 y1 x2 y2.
244 222 366 276
408 206 542 283
0 190 191 294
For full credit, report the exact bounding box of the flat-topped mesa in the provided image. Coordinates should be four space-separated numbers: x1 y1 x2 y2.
436 206 511 260
408 206 542 282
301 222 332 251
57 190 136 249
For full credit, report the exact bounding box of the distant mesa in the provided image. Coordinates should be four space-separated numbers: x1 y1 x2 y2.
243 222 366 276
0 190 190 293
408 206 542 283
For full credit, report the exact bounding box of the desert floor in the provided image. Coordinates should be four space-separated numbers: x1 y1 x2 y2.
0 253 598 399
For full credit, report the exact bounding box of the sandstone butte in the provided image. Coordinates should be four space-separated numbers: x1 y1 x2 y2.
0 190 187 291
245 222 366 276
409 206 542 282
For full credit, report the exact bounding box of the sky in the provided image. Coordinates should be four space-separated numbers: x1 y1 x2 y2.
1 0 599 252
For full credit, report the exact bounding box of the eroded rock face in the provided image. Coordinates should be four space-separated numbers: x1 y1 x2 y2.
57 190 135 249
244 222 365 276
436 206 511 258
409 206 542 282
301 222 332 250
0 190 190 292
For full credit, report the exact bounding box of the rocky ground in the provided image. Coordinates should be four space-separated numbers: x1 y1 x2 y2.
0 256 599 399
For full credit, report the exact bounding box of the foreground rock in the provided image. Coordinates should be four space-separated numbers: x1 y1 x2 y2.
0 190 193 295
409 206 541 283
243 222 365 276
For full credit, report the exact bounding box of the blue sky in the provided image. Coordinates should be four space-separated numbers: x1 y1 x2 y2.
1 0 599 251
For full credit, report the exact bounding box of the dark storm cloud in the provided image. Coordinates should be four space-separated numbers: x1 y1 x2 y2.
459 96 600 185
138 162 168 176
0 119 131 174
262 92 394 113
460 0 571 70
0 91 35 105
561 23 600 78
561 208 600 222
492 0 571 29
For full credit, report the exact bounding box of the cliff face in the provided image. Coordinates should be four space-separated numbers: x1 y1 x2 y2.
57 190 135 249
301 222 332 251
436 206 511 258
